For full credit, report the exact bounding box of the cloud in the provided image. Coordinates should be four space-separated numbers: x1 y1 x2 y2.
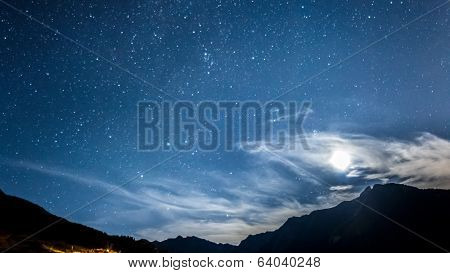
330 185 353 191
0 158 153 208
136 203 310 244
249 132 450 189
0 156 352 244
2 132 449 244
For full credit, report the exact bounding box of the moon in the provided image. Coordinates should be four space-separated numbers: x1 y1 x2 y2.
329 150 351 171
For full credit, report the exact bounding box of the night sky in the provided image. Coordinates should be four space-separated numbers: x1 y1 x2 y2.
1 0 450 244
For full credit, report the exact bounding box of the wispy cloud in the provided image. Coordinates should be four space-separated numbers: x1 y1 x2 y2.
250 132 450 190
2 132 449 244
0 157 350 244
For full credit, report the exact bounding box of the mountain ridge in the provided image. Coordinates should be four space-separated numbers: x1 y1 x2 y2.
1 183 449 252
0 189 159 252
154 235 237 253
237 183 450 252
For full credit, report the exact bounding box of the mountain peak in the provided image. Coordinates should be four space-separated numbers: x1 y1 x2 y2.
359 185 373 198
238 183 450 252
1 183 449 252
156 235 237 253
359 183 416 199
0 189 158 252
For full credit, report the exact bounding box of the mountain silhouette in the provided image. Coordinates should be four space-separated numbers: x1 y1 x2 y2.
1 184 449 252
0 188 158 252
155 236 237 253
238 183 450 252
156 184 450 252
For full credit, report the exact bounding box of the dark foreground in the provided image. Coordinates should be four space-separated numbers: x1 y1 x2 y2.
1 183 449 253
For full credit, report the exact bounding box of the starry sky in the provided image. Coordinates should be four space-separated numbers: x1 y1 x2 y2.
1 0 450 244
